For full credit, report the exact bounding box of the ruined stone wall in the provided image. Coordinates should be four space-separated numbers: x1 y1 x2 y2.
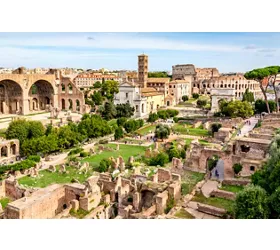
222 179 250 186
4 180 26 200
210 189 236 200
157 168 172 182
64 184 86 205
249 133 274 140
0 181 5 198
5 185 66 219
197 203 226 217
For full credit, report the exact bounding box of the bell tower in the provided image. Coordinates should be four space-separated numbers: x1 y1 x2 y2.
138 54 148 88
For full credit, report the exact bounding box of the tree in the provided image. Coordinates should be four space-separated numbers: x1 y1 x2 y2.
234 185 270 219
149 152 169 166
102 102 117 120
148 71 169 78
182 95 189 102
116 103 135 118
117 117 127 127
101 80 119 101
147 112 158 122
93 81 102 89
114 126 124 140
255 99 276 113
265 66 280 113
244 68 271 113
28 121 45 139
167 145 180 161
91 91 103 105
232 163 243 175
123 119 143 133
155 124 170 140
225 100 254 118
242 88 255 103
98 159 112 172
6 119 30 144
211 123 222 135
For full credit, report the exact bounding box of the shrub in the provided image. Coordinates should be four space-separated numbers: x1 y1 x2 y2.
98 158 112 172
165 198 175 214
149 152 169 166
99 139 109 144
211 123 222 135
79 151 88 157
182 95 189 102
166 109 179 117
232 163 243 175
192 93 199 99
196 99 207 108
68 148 83 156
114 126 124 140
117 117 127 127
155 124 171 140
147 113 159 123
27 155 41 162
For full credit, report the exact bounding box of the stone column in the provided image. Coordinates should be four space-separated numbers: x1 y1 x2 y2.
52 94 59 110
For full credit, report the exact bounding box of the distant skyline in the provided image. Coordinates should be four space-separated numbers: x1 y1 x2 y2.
0 32 279 73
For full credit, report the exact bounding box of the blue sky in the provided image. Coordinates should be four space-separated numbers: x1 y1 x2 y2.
0 32 279 73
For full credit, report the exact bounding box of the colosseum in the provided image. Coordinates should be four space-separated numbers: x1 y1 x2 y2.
192 73 263 100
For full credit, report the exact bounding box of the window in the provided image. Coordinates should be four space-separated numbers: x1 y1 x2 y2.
250 166 255 171
126 93 128 98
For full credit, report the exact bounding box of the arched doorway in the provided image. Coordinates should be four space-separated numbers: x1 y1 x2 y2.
167 101 170 106
0 80 23 114
10 144 16 155
68 99 73 110
68 84 73 94
1 146 8 157
61 99 66 110
206 155 224 180
76 100 80 112
28 80 54 112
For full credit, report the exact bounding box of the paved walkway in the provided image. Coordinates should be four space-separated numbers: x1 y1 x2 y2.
239 117 258 137
201 180 219 198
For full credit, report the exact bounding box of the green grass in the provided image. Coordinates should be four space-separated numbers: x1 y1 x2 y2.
108 119 117 126
136 125 156 135
220 184 244 193
175 209 195 219
185 98 196 104
81 144 147 168
173 124 210 137
18 166 95 188
198 139 209 145
0 197 10 209
70 208 91 219
181 171 205 195
0 129 6 138
192 193 235 212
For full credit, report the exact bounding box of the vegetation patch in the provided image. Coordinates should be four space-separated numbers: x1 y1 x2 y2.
174 209 195 219
192 193 234 212
220 184 244 193
18 166 95 188
181 171 205 195
136 125 156 136
70 208 90 219
0 197 10 209
173 124 210 137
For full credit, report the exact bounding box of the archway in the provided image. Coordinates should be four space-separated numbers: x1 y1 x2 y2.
28 80 54 112
68 99 73 110
61 99 66 110
167 101 170 106
206 155 224 180
0 80 23 114
76 99 80 112
68 84 73 94
1 146 8 157
10 144 16 155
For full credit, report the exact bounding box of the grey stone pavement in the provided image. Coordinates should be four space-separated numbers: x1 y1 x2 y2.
239 117 258 137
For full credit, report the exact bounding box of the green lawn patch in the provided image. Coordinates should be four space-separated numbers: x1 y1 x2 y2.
81 144 147 168
175 209 195 219
18 166 95 188
0 197 10 209
181 171 205 195
192 193 234 212
220 184 244 193
136 125 156 135
173 124 210 137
